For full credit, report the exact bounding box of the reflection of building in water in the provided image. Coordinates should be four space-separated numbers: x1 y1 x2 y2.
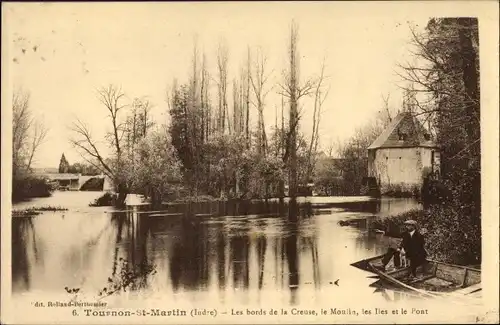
376 198 422 217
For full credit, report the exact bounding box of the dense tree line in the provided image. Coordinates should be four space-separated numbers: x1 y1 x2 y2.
71 22 327 206
57 153 101 175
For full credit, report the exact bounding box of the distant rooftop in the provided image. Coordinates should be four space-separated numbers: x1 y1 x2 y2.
33 167 59 174
368 111 437 150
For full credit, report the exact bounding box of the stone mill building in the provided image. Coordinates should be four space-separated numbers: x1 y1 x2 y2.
367 111 440 194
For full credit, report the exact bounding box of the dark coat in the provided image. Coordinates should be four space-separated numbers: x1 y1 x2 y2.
400 231 427 263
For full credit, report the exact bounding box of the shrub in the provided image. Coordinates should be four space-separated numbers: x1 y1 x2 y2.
12 175 53 202
382 183 421 198
371 205 481 265
89 192 117 207
421 176 452 206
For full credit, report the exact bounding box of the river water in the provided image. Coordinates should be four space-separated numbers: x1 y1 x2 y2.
9 192 487 323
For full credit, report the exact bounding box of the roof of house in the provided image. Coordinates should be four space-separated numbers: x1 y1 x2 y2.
367 111 437 150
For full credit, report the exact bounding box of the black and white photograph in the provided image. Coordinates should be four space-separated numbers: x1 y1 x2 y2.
1 2 498 324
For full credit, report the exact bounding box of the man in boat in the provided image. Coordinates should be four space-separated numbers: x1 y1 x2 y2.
378 220 427 279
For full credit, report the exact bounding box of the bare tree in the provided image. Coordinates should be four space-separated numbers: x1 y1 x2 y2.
381 92 393 123
326 139 338 157
70 84 129 206
12 88 49 173
69 118 114 179
244 47 251 146
249 47 273 156
12 89 32 173
200 53 210 141
216 42 229 133
279 21 317 198
96 85 127 157
305 60 329 184
232 79 241 135
135 97 154 138
396 19 480 175
26 119 49 170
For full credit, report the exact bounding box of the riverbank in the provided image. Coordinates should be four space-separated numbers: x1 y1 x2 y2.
12 206 68 217
369 205 481 266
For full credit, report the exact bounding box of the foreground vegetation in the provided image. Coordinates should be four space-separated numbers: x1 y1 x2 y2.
65 258 157 302
372 18 481 265
370 206 480 266
341 18 480 266
89 192 117 207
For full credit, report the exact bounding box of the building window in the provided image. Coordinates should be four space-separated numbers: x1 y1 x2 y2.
397 129 407 141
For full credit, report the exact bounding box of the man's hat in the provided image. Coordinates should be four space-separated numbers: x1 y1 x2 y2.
404 220 418 226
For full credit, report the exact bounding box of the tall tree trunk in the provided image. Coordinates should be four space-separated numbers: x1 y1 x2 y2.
116 183 128 207
458 17 480 214
288 25 298 198
458 18 480 164
245 48 251 147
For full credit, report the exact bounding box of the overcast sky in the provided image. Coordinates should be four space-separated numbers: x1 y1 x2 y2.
1 2 492 168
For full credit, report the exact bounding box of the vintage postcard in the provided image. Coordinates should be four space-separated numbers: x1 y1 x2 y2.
1 1 499 324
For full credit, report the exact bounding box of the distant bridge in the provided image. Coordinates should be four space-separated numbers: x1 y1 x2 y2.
41 173 113 191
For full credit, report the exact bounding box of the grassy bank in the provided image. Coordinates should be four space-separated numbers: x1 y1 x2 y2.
371 205 481 266
13 206 68 217
89 192 221 207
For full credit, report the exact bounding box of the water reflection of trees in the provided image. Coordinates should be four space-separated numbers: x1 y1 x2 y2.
229 227 250 290
285 201 300 305
169 217 210 291
45 199 317 301
12 217 38 291
139 199 322 304
109 207 153 291
13 199 323 299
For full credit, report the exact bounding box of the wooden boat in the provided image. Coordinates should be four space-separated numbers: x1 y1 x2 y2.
353 254 481 299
